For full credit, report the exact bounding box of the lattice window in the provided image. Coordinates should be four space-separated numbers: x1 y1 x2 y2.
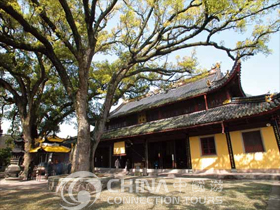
200 136 217 155
242 130 264 153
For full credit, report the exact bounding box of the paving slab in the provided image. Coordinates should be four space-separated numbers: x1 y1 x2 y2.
266 181 280 210
0 179 48 190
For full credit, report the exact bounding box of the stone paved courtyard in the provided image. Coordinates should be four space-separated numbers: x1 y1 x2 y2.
0 177 279 210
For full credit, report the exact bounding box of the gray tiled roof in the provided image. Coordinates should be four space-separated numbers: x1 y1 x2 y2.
109 63 240 119
102 93 280 140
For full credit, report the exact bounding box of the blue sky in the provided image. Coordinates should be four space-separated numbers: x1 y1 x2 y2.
193 31 280 96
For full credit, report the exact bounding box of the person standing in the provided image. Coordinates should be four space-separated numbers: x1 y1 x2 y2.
125 159 130 172
47 161 53 177
56 161 63 175
154 160 158 169
115 158 120 169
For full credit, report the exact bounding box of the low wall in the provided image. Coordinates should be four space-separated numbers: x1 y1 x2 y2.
94 167 280 174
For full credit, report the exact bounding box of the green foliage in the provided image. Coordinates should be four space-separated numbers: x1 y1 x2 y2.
0 147 11 166
1 0 279 104
0 136 12 167
0 48 74 137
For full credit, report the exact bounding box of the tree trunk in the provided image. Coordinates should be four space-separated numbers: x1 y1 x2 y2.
90 125 105 171
71 65 91 172
72 112 90 171
90 138 99 171
21 119 33 179
90 82 118 171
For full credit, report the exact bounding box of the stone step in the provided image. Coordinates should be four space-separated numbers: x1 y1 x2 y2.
94 168 126 174
94 167 280 180
163 173 280 180
10 160 18 164
4 177 23 181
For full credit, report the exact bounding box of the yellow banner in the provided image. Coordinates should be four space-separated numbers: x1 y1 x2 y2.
113 141 126 155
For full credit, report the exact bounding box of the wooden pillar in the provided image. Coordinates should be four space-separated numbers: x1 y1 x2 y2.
145 139 149 168
272 119 280 152
204 94 209 110
172 141 176 169
109 144 112 168
159 142 162 169
185 134 192 169
226 90 231 100
225 128 236 170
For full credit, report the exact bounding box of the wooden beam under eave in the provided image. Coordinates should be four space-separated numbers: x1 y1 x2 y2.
204 94 209 110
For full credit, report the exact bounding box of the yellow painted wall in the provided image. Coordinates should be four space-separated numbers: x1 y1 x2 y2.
190 134 231 170
230 127 280 169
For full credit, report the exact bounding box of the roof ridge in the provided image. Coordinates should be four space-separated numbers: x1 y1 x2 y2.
230 93 279 104
109 102 126 117
120 66 221 104
109 61 241 119
272 92 280 99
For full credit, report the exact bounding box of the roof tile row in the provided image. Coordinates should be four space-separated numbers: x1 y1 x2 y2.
102 93 280 140
109 62 241 119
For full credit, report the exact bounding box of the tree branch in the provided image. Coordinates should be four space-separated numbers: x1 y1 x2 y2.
59 0 82 51
30 0 78 58
0 55 27 99
0 34 45 52
0 1 53 50
0 78 20 101
125 66 191 78
31 53 47 99
93 0 118 35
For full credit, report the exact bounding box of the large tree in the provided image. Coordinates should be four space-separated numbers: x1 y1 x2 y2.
0 0 279 171
0 49 48 177
0 48 73 178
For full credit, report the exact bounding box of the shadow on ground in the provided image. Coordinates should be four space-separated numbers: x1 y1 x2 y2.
0 178 275 210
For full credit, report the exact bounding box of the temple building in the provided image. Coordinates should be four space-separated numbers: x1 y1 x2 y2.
96 61 280 173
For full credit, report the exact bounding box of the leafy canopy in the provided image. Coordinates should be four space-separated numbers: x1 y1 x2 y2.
0 0 279 123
